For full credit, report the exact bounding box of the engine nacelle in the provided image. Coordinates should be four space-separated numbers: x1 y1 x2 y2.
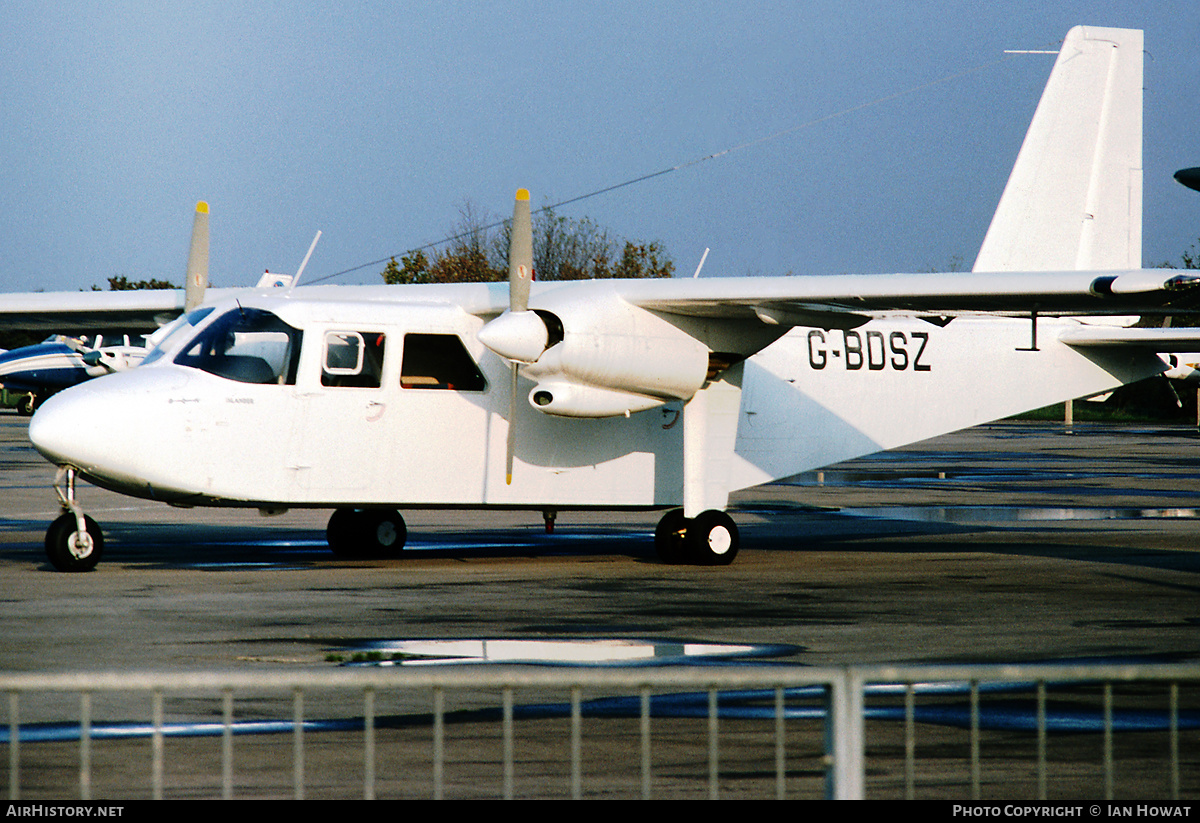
527 381 668 418
519 282 711 418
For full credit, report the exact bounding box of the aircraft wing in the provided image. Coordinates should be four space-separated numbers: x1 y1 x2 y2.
6 269 1198 335
609 269 1200 325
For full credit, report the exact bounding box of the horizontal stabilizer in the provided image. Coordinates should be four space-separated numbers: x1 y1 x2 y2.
1059 325 1200 352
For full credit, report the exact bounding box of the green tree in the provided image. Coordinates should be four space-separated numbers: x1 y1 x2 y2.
1151 239 1200 270
382 251 434 285
1181 240 1199 270
611 241 674 279
104 275 177 290
529 209 613 280
429 244 501 283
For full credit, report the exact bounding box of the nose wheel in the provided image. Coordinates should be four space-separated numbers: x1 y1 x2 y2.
654 508 739 566
45 467 104 572
46 512 104 572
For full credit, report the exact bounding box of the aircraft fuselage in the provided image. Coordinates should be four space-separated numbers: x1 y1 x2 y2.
28 288 1165 513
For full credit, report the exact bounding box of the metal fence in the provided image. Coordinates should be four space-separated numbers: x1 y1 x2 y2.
2 663 1197 800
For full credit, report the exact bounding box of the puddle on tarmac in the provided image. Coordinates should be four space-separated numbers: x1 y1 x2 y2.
837 506 1200 524
336 638 798 667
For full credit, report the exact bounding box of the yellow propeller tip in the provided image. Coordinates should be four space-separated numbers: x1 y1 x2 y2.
195 201 209 214
506 474 513 485
515 189 530 201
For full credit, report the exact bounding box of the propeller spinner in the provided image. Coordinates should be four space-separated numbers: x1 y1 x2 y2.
478 189 550 363
479 190 572 481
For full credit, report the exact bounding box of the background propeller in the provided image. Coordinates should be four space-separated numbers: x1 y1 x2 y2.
183 201 210 312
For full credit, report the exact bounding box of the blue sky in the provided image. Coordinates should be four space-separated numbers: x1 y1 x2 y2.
1 1 1197 293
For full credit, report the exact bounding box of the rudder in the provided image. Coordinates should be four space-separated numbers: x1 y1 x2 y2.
973 26 1143 272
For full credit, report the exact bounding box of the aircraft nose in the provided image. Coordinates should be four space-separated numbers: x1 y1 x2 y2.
29 366 199 500
28 385 108 470
28 370 159 482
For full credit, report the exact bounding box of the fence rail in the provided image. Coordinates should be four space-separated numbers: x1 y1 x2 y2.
3 663 1197 800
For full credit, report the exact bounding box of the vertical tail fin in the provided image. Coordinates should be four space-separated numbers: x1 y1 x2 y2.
973 26 1143 272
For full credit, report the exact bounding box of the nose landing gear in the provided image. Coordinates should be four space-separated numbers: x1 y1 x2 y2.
45 467 104 572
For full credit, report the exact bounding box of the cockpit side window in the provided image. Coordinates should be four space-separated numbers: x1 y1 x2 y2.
141 307 215 367
322 331 386 388
174 308 302 385
400 333 487 391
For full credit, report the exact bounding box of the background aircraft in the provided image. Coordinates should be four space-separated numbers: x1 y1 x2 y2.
0 333 149 414
0 202 290 414
6 26 1200 573
1176 168 1200 193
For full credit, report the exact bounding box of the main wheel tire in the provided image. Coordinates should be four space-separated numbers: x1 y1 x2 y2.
684 510 739 566
45 512 104 573
654 508 690 564
327 508 407 558
362 509 406 556
326 508 363 557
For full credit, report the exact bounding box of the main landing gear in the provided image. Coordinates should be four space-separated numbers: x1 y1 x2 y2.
654 508 739 566
40 486 736 570
45 467 104 573
16 393 37 417
326 507 407 558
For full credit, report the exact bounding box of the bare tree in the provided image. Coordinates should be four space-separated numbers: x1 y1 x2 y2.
384 200 674 283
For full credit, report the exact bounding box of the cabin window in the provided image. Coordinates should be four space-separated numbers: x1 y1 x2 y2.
322 331 386 388
174 308 302 385
400 333 487 391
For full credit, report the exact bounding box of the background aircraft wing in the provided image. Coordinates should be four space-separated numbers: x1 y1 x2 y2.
0 290 186 334
0 201 215 335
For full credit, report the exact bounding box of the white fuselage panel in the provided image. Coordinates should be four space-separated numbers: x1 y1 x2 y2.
29 309 1163 510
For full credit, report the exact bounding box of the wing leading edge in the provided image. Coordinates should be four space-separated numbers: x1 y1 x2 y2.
610 269 1200 325
0 290 185 334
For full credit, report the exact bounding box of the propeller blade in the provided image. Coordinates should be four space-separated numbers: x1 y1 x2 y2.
509 188 532 312
506 363 518 484
504 188 534 484
184 201 210 312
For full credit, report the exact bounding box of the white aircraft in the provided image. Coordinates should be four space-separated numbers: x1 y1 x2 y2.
10 26 1200 572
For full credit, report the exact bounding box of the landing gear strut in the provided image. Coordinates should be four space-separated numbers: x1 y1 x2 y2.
327 508 407 558
654 508 739 566
45 467 104 573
